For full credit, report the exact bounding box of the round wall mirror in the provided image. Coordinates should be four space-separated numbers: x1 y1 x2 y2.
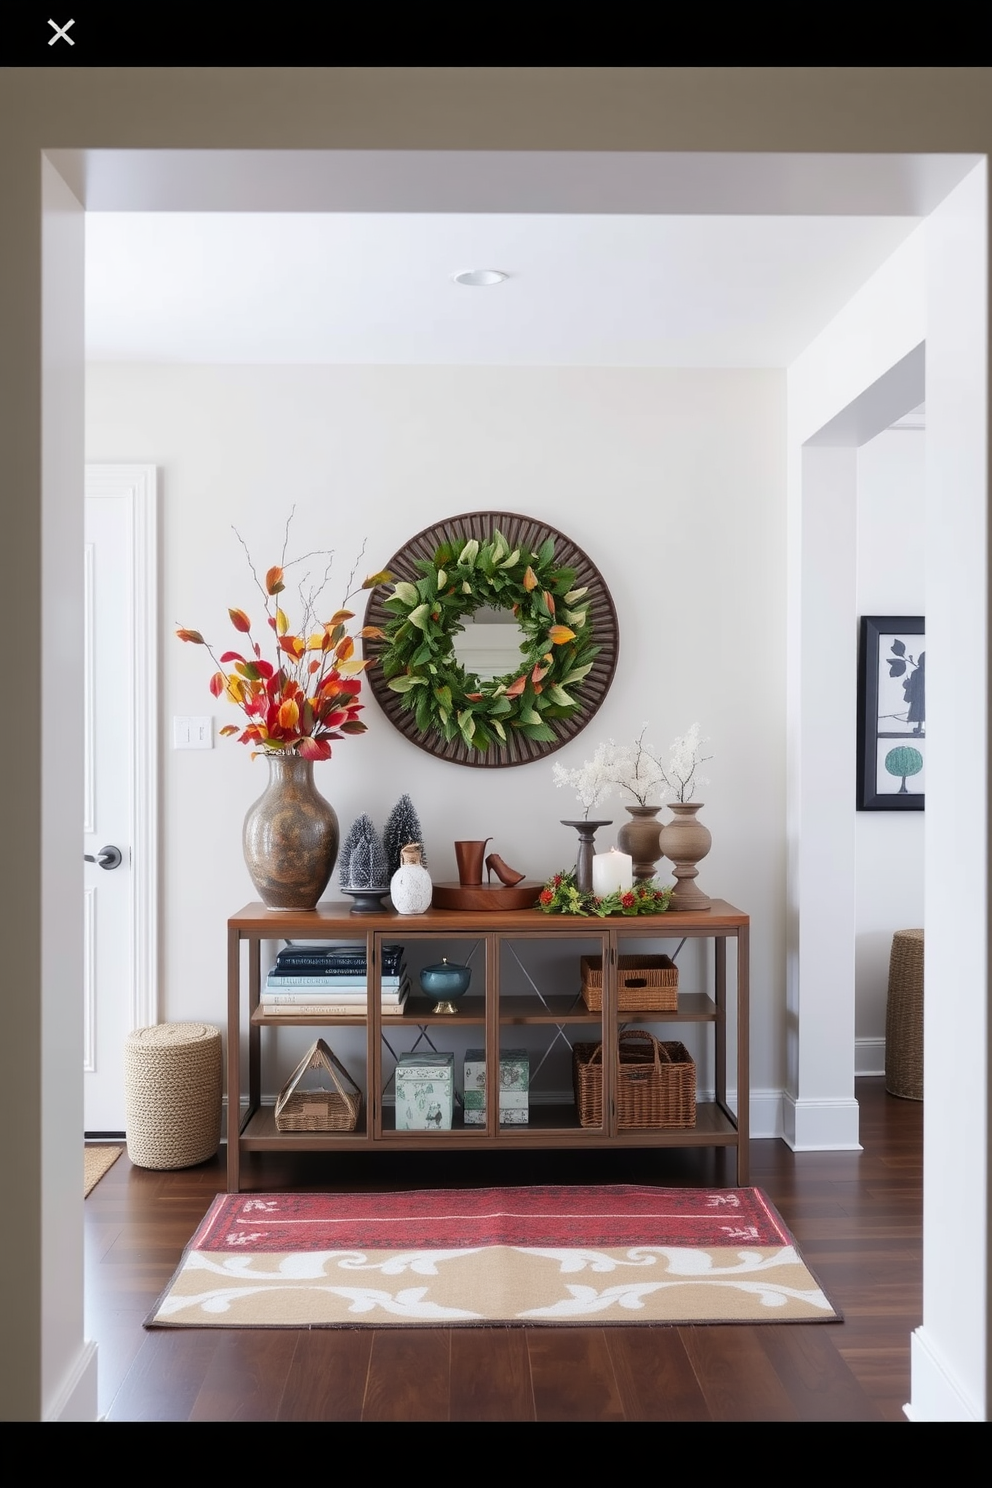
362 511 619 768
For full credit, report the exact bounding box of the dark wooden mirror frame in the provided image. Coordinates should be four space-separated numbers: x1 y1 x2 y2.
362 511 620 769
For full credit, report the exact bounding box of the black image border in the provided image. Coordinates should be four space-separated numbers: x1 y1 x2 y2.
857 615 925 812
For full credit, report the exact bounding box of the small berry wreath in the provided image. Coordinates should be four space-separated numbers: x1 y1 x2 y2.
536 868 673 918
375 529 600 754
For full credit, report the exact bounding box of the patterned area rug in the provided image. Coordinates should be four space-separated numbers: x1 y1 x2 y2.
147 1185 840 1328
84 1144 123 1197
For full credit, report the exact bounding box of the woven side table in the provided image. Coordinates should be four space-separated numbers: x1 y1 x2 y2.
885 929 924 1101
125 1022 222 1169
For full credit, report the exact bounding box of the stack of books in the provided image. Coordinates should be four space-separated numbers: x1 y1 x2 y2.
260 942 409 1016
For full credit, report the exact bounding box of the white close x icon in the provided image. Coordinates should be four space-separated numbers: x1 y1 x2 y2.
48 18 76 45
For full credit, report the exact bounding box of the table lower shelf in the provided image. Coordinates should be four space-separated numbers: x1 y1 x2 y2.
237 1099 739 1150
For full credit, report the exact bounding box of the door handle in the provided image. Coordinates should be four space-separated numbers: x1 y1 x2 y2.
84 845 123 870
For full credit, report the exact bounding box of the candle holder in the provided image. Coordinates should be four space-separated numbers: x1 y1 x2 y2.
560 819 612 895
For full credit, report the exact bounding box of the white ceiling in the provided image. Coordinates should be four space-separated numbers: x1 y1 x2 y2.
85 211 922 368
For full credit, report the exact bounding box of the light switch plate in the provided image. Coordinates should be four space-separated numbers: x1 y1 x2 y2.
174 715 213 749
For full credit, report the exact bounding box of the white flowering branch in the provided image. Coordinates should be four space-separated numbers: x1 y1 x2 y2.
552 741 619 818
650 722 712 802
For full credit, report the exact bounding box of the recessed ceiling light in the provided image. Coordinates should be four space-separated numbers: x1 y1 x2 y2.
453 269 508 287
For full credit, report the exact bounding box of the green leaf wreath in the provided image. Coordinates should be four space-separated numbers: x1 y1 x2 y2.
375 529 599 753
536 869 674 918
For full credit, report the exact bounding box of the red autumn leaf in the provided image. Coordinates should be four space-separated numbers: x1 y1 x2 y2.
339 719 368 734
229 608 252 633
265 565 285 595
209 671 225 697
339 678 362 696
465 693 484 702
219 650 245 664
175 628 205 644
298 736 332 760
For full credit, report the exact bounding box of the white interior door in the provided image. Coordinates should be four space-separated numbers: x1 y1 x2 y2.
84 465 158 1133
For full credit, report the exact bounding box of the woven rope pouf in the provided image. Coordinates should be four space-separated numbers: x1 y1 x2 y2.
885 929 924 1101
125 1022 222 1169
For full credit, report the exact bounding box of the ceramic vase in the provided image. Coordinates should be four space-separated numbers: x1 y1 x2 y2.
659 801 712 911
242 754 339 911
390 843 433 915
616 805 664 882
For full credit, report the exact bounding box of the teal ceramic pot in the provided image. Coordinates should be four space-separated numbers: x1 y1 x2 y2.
419 957 472 1014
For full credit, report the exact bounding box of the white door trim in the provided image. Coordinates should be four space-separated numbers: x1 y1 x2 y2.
85 463 159 1035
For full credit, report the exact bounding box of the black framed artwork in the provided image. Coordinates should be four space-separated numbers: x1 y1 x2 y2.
856 615 925 811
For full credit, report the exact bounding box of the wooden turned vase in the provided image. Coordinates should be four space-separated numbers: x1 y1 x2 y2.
616 805 664 881
659 802 712 911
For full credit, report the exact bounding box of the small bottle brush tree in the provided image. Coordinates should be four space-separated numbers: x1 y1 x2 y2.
339 813 389 888
383 794 428 880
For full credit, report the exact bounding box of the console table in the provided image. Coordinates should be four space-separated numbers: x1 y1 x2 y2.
226 900 749 1191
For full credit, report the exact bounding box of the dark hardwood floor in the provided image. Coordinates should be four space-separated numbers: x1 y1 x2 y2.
85 1077 922 1422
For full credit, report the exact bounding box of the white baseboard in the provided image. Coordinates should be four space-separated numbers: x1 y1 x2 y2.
855 1037 885 1077
45 1340 99 1422
908 1326 983 1421
782 1092 862 1151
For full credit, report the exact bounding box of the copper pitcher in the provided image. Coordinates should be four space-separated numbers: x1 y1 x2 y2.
454 837 492 886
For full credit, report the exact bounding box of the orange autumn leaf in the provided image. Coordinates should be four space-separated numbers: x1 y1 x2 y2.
335 635 355 662
522 566 538 591
175 628 205 644
542 590 556 615
327 610 355 626
548 625 576 645
265 565 285 595
505 675 527 697
278 699 300 730
229 608 252 633
360 625 387 640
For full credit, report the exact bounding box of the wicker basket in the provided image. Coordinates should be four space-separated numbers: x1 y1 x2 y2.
573 1030 695 1129
275 1039 363 1132
580 954 678 1013
885 928 924 1101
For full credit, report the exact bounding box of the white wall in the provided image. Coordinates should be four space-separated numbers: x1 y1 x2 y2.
86 361 788 1118
786 229 927 1153
854 427 925 1063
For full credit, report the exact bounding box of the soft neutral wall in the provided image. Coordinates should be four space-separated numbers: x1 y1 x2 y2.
855 427 925 1060
86 360 787 1114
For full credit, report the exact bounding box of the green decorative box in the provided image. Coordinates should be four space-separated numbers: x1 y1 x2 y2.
395 1053 454 1131
463 1049 529 1126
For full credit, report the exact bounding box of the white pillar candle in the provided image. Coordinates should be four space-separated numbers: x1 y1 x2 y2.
592 848 634 898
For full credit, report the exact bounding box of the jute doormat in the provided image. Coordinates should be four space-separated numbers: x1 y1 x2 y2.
146 1184 840 1329
84 1145 123 1197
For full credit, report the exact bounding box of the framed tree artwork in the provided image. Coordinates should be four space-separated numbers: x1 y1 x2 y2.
857 615 925 811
